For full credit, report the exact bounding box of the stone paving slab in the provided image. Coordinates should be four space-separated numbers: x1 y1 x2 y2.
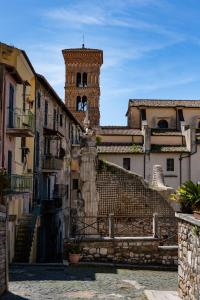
2 265 178 300
144 290 181 300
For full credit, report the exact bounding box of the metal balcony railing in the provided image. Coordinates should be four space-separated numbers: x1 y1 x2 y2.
7 109 34 136
42 155 63 171
0 174 33 193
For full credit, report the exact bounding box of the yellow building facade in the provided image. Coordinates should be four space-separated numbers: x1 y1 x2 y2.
0 43 35 262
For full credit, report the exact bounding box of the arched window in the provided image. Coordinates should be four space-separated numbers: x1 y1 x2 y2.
82 96 87 112
157 119 168 129
198 121 200 128
76 73 81 87
83 72 87 87
76 96 82 111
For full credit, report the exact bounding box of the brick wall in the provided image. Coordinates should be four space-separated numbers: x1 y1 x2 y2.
0 205 7 295
97 160 174 217
96 161 177 242
176 213 200 300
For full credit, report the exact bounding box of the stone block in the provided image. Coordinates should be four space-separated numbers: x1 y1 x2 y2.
99 248 107 255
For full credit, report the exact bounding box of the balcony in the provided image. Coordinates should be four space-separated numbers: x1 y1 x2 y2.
7 110 34 137
42 155 63 172
0 174 33 194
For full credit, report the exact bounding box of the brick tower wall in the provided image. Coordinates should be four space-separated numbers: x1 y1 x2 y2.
62 48 103 128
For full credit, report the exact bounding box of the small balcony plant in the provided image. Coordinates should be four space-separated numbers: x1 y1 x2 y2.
64 239 82 264
171 180 200 218
0 168 11 204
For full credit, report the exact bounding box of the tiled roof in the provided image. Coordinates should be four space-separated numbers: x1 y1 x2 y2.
62 47 102 52
151 144 189 153
97 143 144 154
97 143 189 153
151 129 183 136
129 99 200 108
97 126 142 136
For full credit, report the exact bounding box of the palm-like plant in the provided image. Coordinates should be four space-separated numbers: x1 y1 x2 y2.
171 180 200 213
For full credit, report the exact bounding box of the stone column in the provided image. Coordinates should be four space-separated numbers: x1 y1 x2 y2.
79 132 98 236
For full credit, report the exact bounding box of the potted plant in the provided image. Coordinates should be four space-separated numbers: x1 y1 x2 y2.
64 240 82 264
171 180 200 218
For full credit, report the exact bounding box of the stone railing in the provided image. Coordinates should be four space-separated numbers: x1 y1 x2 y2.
64 237 178 266
176 213 200 300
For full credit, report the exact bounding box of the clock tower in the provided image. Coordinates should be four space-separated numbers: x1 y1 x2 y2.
62 45 103 128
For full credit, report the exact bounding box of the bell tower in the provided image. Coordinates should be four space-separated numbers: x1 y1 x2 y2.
62 45 103 128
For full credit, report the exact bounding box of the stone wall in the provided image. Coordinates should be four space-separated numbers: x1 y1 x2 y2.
0 205 7 295
176 213 200 300
66 238 178 266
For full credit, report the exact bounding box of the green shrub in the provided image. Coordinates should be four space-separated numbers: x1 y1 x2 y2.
171 180 200 213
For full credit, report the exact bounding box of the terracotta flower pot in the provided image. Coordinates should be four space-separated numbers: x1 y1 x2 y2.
69 253 81 264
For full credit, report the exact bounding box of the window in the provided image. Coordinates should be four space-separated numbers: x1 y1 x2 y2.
76 96 87 112
167 158 174 171
7 150 12 175
82 96 87 112
123 158 130 171
21 137 26 163
76 73 81 87
36 131 40 167
83 72 87 87
44 100 48 127
73 179 79 190
44 137 50 155
23 83 26 112
8 84 14 128
60 114 63 127
37 92 41 108
53 109 57 130
76 96 82 111
198 121 200 128
158 119 168 129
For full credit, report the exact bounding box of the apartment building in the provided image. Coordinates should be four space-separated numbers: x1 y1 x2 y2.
0 42 35 262
35 74 83 262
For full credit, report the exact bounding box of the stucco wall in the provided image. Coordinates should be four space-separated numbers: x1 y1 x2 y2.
99 152 190 189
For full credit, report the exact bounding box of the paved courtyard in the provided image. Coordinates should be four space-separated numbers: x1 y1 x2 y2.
2 264 178 300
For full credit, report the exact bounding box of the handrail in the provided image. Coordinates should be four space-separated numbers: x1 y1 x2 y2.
70 214 178 244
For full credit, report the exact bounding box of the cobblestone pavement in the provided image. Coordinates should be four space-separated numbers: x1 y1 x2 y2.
2 264 178 300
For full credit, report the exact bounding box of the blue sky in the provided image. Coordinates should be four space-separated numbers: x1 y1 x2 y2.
1 0 200 125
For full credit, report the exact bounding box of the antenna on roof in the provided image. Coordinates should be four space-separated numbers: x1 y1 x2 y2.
82 33 85 48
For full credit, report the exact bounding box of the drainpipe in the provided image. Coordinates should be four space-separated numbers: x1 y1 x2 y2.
143 153 146 179
33 78 37 209
179 154 182 186
1 68 6 168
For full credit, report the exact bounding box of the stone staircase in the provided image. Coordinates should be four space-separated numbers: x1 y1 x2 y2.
14 214 33 262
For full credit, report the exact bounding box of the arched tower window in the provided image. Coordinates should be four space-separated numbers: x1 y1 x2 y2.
76 96 82 111
82 96 87 112
83 73 87 87
76 73 81 87
157 119 168 129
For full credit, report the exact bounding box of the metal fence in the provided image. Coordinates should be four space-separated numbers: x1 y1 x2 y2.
70 214 178 244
